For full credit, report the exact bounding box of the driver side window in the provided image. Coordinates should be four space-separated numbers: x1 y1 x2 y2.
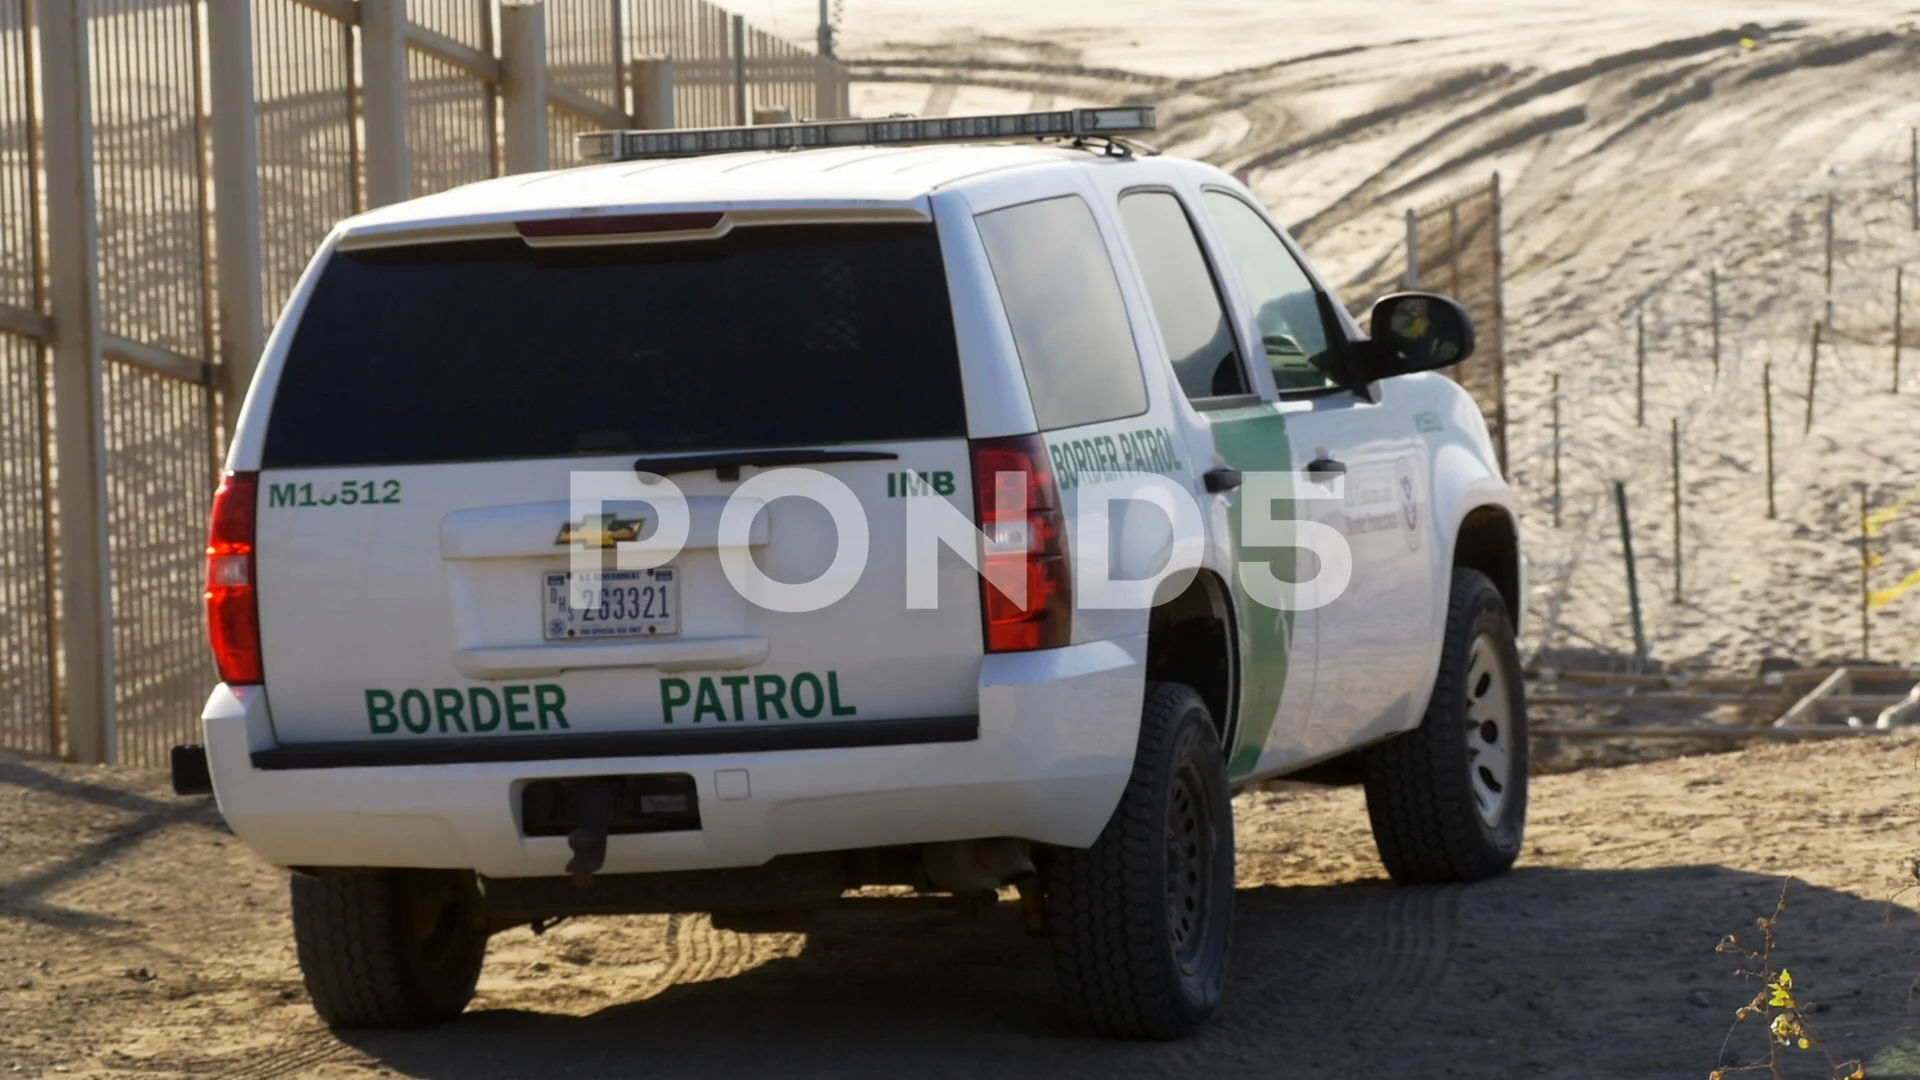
1201 191 1342 394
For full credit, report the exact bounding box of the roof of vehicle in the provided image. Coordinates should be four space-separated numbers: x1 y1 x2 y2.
341 143 1206 239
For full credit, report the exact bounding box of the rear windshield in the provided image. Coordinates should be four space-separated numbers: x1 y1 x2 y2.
262 223 965 468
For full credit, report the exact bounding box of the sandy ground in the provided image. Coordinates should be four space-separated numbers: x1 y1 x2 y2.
3 735 1920 1080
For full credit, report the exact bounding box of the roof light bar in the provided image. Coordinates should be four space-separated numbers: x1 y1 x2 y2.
577 106 1157 163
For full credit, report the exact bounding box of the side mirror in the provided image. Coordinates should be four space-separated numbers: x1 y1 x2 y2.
1354 293 1476 383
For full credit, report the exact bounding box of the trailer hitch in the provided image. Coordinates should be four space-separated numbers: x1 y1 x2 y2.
564 781 622 888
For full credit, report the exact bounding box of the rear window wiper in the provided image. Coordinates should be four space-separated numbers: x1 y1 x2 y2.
633 448 900 481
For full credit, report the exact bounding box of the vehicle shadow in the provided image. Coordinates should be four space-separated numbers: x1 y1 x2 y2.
334 865 1920 1080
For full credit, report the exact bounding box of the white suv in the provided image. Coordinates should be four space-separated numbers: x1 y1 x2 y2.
187 108 1527 1039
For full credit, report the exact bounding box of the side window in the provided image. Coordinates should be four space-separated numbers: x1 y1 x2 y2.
1117 191 1250 402
1201 190 1342 393
974 195 1149 431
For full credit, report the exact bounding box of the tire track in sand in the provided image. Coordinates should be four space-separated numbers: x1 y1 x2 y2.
631 913 795 1000
1343 884 1461 1030
207 1028 360 1080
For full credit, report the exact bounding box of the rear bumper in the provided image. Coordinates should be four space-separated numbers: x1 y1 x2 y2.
204 635 1145 878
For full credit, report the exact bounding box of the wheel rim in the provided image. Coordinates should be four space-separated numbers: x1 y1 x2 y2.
1164 759 1215 971
1463 633 1515 828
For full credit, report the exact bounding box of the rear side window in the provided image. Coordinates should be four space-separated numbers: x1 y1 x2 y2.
974 196 1148 431
262 223 966 468
1117 190 1248 402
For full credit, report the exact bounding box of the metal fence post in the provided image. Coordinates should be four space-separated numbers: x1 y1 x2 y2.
731 13 748 126
1402 208 1418 289
38 0 116 763
1709 267 1720 380
1763 361 1776 519
1823 190 1836 332
361 0 411 207
1859 485 1872 660
1550 372 1561 528
1489 172 1509 474
1895 267 1904 394
631 57 675 129
208 0 264 440
500 1 549 174
1446 201 1462 300
1615 481 1649 671
813 0 836 119
1670 417 1682 604
1805 321 1821 433
1635 308 1646 427
22 0 62 757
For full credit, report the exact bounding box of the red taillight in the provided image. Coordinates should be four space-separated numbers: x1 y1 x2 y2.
970 434 1072 653
206 472 263 685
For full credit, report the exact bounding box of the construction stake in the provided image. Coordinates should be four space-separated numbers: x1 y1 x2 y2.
1709 268 1721 379
1551 373 1562 528
1804 321 1821 434
1764 361 1776 519
1615 481 1649 671
1636 309 1646 427
1824 190 1837 332
1671 417 1682 603
1896 267 1905 393
1860 484 1871 661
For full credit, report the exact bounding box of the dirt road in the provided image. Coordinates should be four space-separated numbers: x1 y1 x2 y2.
4 733 1919 1079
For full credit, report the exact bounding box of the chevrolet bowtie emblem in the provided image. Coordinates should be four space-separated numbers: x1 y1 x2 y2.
556 513 646 548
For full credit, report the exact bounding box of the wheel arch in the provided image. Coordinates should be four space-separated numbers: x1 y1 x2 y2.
1411 439 1524 734
1428 437 1524 637
1146 569 1239 757
1451 503 1522 633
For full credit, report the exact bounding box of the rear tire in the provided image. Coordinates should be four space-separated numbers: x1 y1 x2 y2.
1360 568 1528 884
1045 682 1234 1039
291 869 488 1028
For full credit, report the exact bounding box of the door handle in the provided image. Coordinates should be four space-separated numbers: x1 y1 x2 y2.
1306 457 1347 481
1203 468 1243 493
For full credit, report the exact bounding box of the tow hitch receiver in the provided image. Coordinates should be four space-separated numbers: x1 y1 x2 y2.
520 774 701 887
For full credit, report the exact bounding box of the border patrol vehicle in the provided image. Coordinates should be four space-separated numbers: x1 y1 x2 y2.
179 106 1527 1039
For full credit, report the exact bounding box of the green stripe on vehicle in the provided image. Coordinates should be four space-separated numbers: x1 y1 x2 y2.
1205 403 1299 782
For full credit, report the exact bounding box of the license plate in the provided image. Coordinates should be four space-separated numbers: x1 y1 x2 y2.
543 568 679 641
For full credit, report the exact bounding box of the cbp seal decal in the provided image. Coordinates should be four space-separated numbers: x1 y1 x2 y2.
1395 457 1423 552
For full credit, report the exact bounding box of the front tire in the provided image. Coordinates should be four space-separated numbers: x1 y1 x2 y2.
291 869 488 1028
1045 682 1234 1039
1360 568 1528 884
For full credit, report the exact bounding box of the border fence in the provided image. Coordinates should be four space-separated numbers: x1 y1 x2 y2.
1516 127 1920 680
0 0 849 766
1404 176 1508 473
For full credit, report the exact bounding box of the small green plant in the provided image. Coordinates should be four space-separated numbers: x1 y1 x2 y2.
1711 880 1865 1080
